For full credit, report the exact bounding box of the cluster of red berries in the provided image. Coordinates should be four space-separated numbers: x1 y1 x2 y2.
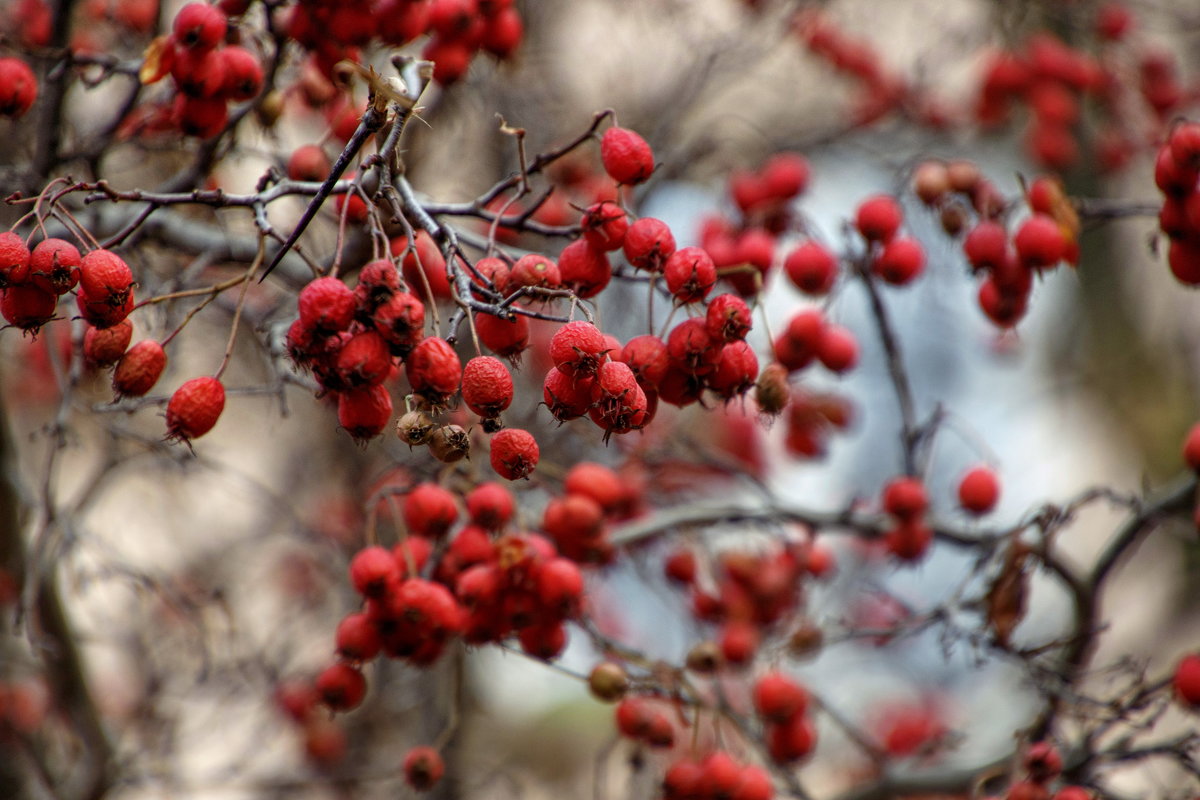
315 479 594 713
792 10 923 129
991 741 1094 800
915 161 1076 329
1153 122 1200 284
661 749 777 800
699 152 809 296
975 6 1192 173
285 0 522 88
666 539 830 667
141 3 264 138
0 56 37 118
541 461 643 563
0 234 227 441
880 475 934 562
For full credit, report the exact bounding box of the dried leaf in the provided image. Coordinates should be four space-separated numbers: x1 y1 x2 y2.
140 36 174 85
986 539 1030 647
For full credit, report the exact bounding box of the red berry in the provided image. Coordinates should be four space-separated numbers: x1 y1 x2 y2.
287 144 331 182
166 376 226 441
490 428 539 480
617 334 669 389
1013 214 1066 269
403 746 445 791
706 340 759 399
581 201 628 252
404 483 459 539
1169 122 1200 171
855 194 903 243
465 481 514 530
1175 652 1200 707
550 320 609 378
173 94 228 138
83 319 133 367
761 151 810 198
475 312 530 360
314 662 366 711
112 340 167 397
1024 741 1063 782
171 45 228 99
334 330 393 387
766 715 817 763
600 126 655 185
482 8 523 58
0 57 38 118
963 221 1009 271
775 311 825 371
79 248 134 300
336 385 394 442
958 466 1000 514
1096 2 1133 41
662 245 715 304
461 355 514 418
614 697 651 738
732 764 774 800
883 476 928 520
0 231 31 287
557 239 612 298
349 545 399 598
508 253 560 291
543 367 593 421
784 241 837 295
218 45 263 102
29 238 82 295
706 294 753 342
1 285 56 333
406 337 462 404
563 461 624 513
1184 423 1200 471
884 519 933 561
623 217 675 272
335 612 381 661
173 2 227 51
371 290 426 355
873 237 925 285
816 325 858 373
753 671 809 723
664 548 697 584
719 620 760 665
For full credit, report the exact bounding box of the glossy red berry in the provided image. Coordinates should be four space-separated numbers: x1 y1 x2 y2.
958 466 1000 514
855 194 903 243
1013 214 1066 269
600 126 655 185
0 57 38 118
490 428 539 480
784 241 837 295
315 662 366 711
336 385 394 442
882 476 928 520
1174 652 1200 707
218 45 263 102
874 238 925 285
166 376 226 441
173 2 227 51
816 325 858 373
753 671 809 723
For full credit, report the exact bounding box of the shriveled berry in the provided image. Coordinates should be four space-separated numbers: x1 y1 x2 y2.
550 320 609 378
490 427 539 480
664 246 717 304
405 337 462 404
0 231 31 287
427 424 470 462
113 340 166 397
600 126 654 185
83 319 133 367
588 662 629 703
29 238 82 295
165 376 226 442
461 355 514 418
623 217 675 272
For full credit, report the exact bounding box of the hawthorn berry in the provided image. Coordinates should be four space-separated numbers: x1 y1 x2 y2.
623 217 676 272
958 465 1000 514
173 2 228 51
490 428 539 480
550 320 608 378
1 285 56 333
543 367 593 421
664 246 717 304
79 249 134 300
882 476 928 520
588 662 629 703
475 312 530 360
314 662 367 711
0 231 31 287
766 714 817 763
349 545 399 598
461 356 514 418
874 237 925 285
83 319 133 367
218 45 263 102
403 746 445 791
508 253 560 290
884 519 933 561
166 376 226 442
815 325 858 373
335 612 381 661
1174 652 1200 707
336 385 394 442
113 340 167 397
405 337 462 404
855 194 903 243
784 240 838 295
581 201 628 252
753 671 809 723
706 293 753 342
600 126 654 185
465 481 514 530
287 144 331 182
557 239 612 298
403 483 459 539
0 57 37 118
29 238 82 295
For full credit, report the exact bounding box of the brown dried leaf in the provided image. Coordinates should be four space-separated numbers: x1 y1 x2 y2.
986 540 1030 647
